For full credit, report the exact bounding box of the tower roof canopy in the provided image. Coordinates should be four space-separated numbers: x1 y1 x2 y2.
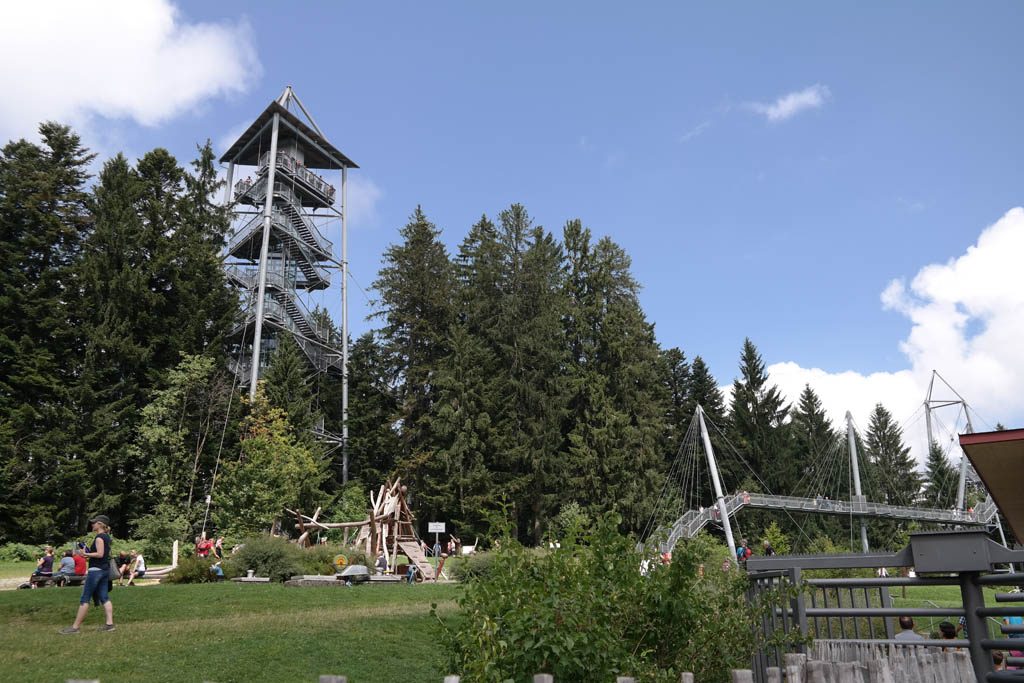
220 100 358 170
960 428 1024 541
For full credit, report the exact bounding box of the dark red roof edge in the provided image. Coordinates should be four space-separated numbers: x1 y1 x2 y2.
959 428 1024 446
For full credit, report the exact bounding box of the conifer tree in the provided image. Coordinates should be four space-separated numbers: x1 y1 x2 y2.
563 221 667 535
343 332 401 486
489 207 568 542
661 347 692 463
263 335 319 439
864 403 921 547
728 339 790 492
372 207 455 464
0 123 93 539
921 440 958 508
685 356 728 509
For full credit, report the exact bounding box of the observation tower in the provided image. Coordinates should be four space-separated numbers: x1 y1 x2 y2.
219 86 357 479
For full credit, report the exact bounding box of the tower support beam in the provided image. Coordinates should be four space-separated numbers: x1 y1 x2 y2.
698 406 737 564
249 112 281 399
846 411 870 553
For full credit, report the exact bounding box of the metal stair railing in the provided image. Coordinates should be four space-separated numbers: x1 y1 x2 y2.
256 150 336 205
227 209 331 289
228 203 333 261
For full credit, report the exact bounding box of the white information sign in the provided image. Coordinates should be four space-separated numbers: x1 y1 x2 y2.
428 522 446 533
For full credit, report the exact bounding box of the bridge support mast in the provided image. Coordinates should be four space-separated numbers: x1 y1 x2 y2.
846 411 870 553
698 405 738 565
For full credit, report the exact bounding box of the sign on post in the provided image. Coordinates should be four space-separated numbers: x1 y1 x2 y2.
428 522 446 560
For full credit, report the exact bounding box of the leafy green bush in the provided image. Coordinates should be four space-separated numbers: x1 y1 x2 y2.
299 544 339 575
0 542 44 561
447 550 498 582
132 504 190 563
436 514 796 682
164 556 220 584
224 535 303 582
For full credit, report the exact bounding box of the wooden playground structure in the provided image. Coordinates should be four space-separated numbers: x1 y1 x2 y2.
286 478 438 579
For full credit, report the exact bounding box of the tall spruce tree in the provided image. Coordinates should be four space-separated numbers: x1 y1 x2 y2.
863 403 921 548
489 207 568 542
0 123 93 540
684 356 728 509
372 207 455 466
728 339 791 493
662 347 692 463
343 332 401 487
789 385 844 544
563 220 667 535
263 335 319 440
921 440 958 508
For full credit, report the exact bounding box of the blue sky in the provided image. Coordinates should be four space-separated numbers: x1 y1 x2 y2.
3 1 1023 453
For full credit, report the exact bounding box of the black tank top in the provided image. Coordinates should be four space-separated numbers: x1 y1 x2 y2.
88 533 111 570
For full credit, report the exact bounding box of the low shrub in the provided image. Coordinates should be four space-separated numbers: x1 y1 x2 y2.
436 514 802 682
224 535 303 582
447 550 497 581
345 548 369 568
0 542 44 562
164 556 220 584
299 544 339 575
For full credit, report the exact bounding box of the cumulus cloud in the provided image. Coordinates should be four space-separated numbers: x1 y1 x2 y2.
766 208 1024 464
0 1 259 143
747 84 831 123
345 175 384 227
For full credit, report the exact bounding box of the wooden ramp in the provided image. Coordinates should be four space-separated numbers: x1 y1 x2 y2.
397 539 435 580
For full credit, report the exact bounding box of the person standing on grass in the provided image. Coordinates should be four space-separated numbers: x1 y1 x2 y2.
60 515 115 634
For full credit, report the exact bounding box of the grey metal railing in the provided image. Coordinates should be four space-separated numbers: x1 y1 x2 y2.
745 530 1024 683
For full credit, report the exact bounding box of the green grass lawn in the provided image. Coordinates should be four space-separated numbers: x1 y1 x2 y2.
0 561 36 581
0 581 461 683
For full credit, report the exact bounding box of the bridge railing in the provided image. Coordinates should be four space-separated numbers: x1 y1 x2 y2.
745 531 1024 683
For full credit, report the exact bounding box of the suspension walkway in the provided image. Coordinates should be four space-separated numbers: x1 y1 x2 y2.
662 492 999 553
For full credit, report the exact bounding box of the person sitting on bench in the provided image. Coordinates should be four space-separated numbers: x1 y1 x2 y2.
72 547 87 576
115 551 132 585
127 550 146 585
56 550 77 578
32 547 55 581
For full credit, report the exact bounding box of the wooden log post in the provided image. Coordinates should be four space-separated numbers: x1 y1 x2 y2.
730 671 754 683
616 678 636 683
765 667 782 683
443 677 460 683
533 675 554 683
680 674 694 683
319 677 347 683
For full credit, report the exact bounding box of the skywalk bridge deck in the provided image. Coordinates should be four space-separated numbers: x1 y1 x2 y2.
662 491 998 552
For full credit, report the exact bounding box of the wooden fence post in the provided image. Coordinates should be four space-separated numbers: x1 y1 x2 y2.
319 677 347 683
616 678 636 683
533 675 554 683
443 677 460 683
680 674 695 683
730 671 754 683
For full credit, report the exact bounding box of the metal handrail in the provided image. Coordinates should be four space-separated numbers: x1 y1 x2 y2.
256 150 336 204
230 185 333 257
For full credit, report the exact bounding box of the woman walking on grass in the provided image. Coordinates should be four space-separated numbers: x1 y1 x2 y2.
60 515 115 634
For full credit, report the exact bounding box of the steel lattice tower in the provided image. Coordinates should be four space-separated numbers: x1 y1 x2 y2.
220 87 358 481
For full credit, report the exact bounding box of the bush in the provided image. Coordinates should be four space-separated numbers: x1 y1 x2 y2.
298 544 339 575
447 550 498 582
224 535 303 582
0 542 44 562
344 548 369 568
436 514 799 682
164 556 220 584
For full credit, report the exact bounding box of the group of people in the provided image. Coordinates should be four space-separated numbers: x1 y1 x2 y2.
113 550 147 586
895 615 1022 669
735 538 775 566
194 535 225 560
32 545 87 583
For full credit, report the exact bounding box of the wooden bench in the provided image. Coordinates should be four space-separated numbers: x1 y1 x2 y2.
27 573 86 588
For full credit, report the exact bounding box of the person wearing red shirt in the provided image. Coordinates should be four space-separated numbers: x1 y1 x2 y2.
72 548 87 575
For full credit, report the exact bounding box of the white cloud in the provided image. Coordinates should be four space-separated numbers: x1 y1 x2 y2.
337 174 384 228
766 207 1024 465
0 1 259 143
678 121 711 143
747 84 831 123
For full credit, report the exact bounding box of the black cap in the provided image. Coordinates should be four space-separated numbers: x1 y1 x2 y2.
89 514 111 526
